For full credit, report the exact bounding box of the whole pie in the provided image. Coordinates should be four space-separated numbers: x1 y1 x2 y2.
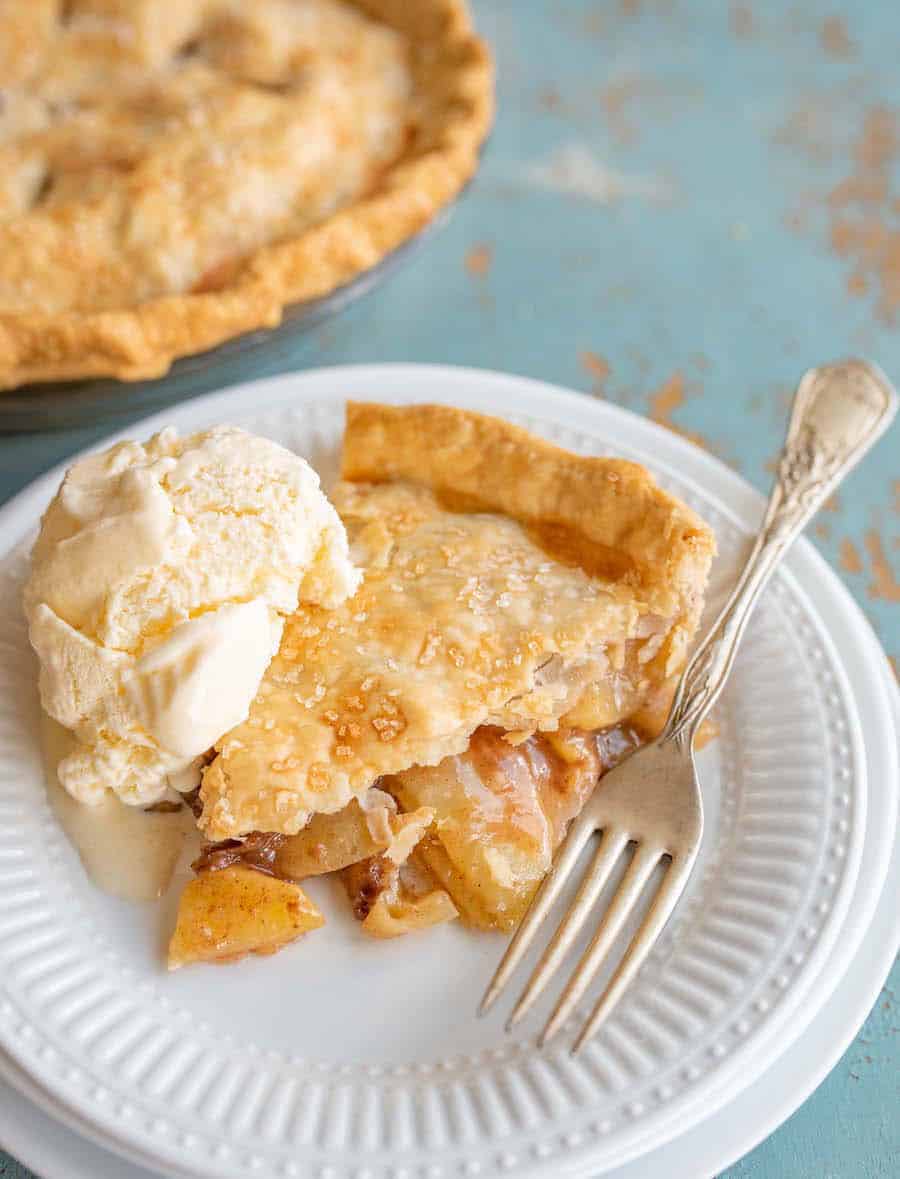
0 1 492 389
168 404 716 964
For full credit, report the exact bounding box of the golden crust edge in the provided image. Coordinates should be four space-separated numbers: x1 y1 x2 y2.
341 401 717 614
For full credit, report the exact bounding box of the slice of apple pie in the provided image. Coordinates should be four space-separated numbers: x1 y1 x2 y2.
173 403 715 963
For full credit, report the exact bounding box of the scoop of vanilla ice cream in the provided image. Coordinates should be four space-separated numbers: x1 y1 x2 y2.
25 425 359 806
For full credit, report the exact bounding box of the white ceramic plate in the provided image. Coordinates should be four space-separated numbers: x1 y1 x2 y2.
0 365 893 1179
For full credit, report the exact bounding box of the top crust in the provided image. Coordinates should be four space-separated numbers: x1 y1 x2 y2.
198 404 715 841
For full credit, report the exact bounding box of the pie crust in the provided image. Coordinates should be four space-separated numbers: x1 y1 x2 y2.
0 1 493 389
200 404 715 841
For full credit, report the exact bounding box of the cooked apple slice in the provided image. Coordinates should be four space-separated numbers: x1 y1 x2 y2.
388 727 612 931
274 796 384 879
339 803 457 938
359 876 459 938
167 865 324 969
343 854 458 938
274 789 434 880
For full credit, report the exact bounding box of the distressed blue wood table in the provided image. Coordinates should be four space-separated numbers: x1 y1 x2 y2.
0 2 896 1176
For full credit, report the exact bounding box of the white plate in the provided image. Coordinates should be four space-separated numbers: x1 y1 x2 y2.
0 365 893 1179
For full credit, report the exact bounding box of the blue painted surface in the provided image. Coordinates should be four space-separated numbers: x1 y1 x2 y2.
0 2 897 1175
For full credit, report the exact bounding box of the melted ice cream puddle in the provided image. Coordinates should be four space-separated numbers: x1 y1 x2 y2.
41 714 195 901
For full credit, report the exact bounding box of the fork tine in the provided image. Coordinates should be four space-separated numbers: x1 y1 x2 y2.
538 842 661 1048
571 853 695 1053
505 828 630 1030
479 811 595 1017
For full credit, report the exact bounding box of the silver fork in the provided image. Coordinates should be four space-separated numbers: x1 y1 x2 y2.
480 358 897 1053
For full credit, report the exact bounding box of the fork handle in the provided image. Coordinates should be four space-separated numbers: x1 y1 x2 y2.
661 358 898 747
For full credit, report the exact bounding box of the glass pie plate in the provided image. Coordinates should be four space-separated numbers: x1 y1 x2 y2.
0 209 451 433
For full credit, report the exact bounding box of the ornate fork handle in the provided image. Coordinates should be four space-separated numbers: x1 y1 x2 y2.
663 359 897 747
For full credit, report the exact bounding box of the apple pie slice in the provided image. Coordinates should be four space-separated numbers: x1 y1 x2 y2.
188 403 715 943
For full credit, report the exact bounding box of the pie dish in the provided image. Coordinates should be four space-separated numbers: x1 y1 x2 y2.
0 1 493 390
173 402 716 961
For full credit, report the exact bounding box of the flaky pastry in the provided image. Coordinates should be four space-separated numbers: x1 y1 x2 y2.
200 404 715 842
